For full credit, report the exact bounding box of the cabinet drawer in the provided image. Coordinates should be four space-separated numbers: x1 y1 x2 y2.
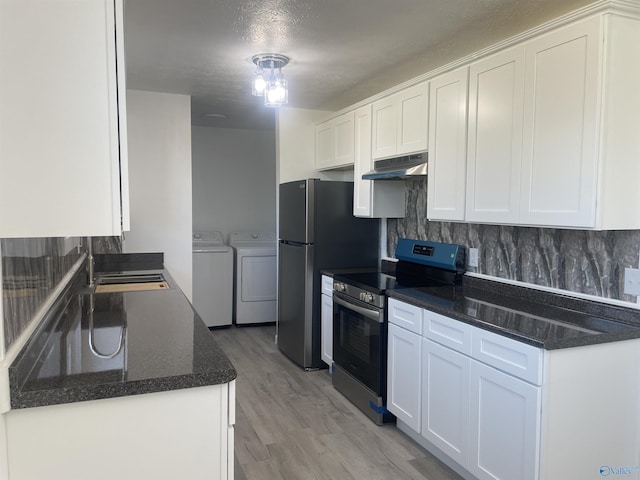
472 328 543 385
321 275 333 296
388 298 423 334
423 309 472 356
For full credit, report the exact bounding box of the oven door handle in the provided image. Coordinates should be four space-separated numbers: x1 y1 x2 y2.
333 294 382 323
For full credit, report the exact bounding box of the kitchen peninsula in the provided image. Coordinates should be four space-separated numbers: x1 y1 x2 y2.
3 254 236 480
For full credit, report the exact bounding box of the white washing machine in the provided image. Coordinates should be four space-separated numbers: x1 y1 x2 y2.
192 231 233 327
229 232 277 325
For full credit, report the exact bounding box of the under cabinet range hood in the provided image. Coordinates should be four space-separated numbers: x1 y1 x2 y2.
362 152 427 180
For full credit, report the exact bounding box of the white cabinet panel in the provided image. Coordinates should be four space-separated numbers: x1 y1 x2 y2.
315 122 334 170
321 275 333 296
372 82 428 160
421 338 470 466
427 67 468 221
320 278 333 367
320 294 333 367
353 105 405 218
388 298 423 335
423 309 472 356
315 111 355 170
0 0 129 238
469 360 541 480
387 323 421 432
371 97 399 160
397 82 429 155
520 18 600 227
472 326 543 385
466 46 525 224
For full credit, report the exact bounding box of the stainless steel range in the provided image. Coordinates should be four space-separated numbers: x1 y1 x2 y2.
331 238 466 425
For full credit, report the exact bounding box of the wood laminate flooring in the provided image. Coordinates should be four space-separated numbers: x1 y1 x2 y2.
211 325 464 480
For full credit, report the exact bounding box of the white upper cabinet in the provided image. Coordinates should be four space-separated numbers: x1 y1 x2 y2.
427 67 469 222
466 46 525 224
352 105 405 218
372 82 429 160
0 0 129 238
315 111 355 170
519 18 600 228
431 11 640 230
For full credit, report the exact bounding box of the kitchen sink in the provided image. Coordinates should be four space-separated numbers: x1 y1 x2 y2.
94 273 170 293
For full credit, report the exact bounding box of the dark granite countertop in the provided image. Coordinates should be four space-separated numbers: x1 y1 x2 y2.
9 254 237 409
387 276 640 349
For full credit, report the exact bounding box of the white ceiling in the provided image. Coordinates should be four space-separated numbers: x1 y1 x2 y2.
124 0 595 130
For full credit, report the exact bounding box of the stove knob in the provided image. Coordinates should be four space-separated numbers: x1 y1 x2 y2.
364 293 374 303
334 282 346 292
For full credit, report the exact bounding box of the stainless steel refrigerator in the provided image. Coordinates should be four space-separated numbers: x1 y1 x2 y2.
277 179 380 369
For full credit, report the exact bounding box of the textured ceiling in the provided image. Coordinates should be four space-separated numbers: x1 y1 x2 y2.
124 0 595 130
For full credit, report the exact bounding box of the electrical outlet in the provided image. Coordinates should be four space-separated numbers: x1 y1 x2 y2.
624 268 640 296
469 248 479 268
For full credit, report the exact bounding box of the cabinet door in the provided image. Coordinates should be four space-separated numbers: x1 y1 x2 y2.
387 323 421 432
520 17 600 227
371 96 398 159
388 298 423 335
466 46 525 224
315 121 335 170
353 105 374 217
427 67 469 221
334 111 355 167
397 81 429 155
469 360 541 480
0 0 127 238
421 338 470 467
320 293 333 366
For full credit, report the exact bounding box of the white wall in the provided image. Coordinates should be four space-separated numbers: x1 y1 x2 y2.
276 107 353 184
124 90 193 300
192 127 276 240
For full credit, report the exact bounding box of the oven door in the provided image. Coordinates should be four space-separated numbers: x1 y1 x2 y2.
332 291 385 396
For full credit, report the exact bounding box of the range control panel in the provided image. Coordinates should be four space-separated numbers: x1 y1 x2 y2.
396 238 466 273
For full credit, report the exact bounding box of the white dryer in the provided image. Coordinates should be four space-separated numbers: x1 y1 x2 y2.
229 232 277 325
192 231 233 327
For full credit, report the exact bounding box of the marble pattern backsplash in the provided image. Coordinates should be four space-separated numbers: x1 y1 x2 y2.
387 178 640 303
1 237 84 351
1 236 123 353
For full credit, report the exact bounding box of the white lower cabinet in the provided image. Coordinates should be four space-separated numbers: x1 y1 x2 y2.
320 275 334 367
387 323 422 431
468 360 541 480
5 382 236 480
388 299 543 480
390 298 640 480
421 338 470 467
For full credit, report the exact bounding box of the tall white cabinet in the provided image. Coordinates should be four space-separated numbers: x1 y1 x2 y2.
427 68 468 221
519 18 600 228
0 0 129 238
466 46 525 224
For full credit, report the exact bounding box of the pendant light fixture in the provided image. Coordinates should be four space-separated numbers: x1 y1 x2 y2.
251 53 290 107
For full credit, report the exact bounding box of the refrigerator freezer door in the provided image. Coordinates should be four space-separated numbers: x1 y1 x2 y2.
279 179 314 244
277 241 314 367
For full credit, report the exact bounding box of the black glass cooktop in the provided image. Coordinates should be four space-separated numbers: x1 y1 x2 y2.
333 272 397 294
333 270 458 295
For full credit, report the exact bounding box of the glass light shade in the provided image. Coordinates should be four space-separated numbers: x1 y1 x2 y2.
264 76 288 107
252 71 266 96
